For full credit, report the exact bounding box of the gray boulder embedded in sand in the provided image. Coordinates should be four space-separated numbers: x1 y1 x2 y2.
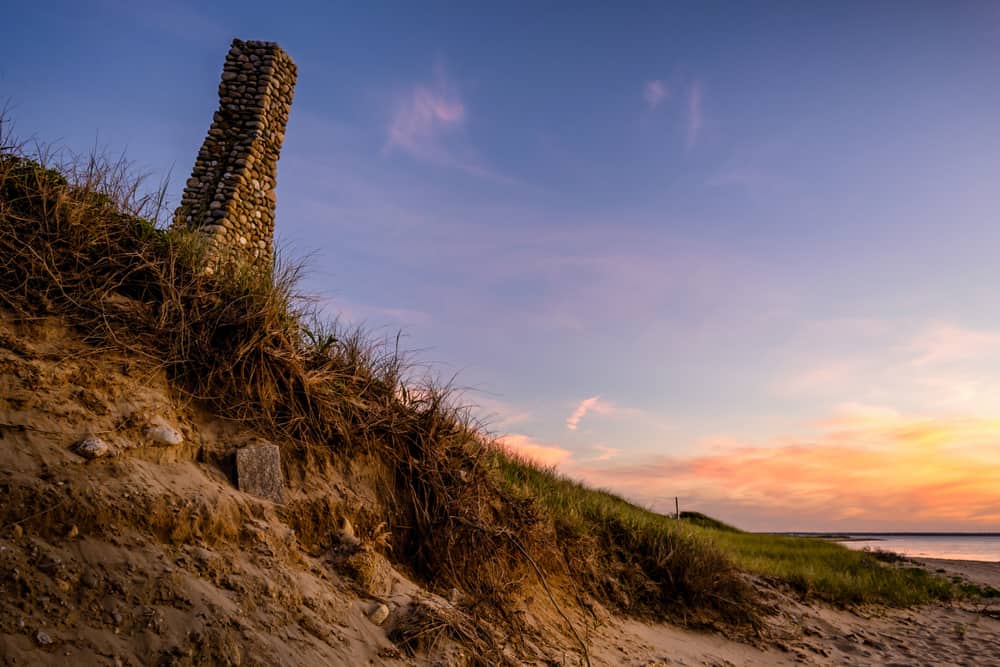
236 443 284 502
74 436 114 459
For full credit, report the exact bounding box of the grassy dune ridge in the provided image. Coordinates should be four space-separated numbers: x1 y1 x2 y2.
0 132 963 653
498 453 959 607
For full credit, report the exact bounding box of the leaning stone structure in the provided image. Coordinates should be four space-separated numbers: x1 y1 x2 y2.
173 39 297 271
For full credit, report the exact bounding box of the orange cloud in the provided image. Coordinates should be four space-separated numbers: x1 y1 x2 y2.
573 408 1000 531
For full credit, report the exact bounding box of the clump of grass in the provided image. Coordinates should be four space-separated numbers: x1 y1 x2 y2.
680 511 739 532
701 530 955 606
863 546 910 564
496 453 758 627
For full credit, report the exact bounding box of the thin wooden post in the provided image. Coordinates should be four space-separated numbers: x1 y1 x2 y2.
675 496 679 519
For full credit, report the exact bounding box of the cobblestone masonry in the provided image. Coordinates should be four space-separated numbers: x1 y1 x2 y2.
173 39 297 271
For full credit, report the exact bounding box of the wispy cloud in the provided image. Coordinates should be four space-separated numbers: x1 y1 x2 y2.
385 66 507 182
907 322 1000 367
643 79 669 109
771 319 1000 407
565 395 651 432
387 81 465 156
686 82 703 150
584 445 620 462
566 395 602 430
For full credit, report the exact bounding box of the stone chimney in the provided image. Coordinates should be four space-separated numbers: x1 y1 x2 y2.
173 39 297 272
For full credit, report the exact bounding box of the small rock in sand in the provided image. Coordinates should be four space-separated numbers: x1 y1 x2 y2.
368 603 390 626
146 420 183 446
74 436 114 459
35 630 53 645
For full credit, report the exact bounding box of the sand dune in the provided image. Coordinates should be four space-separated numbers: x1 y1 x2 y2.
588 558 1000 666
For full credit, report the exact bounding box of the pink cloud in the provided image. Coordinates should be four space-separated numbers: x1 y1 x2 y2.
908 322 1000 367
499 433 573 467
643 79 668 109
566 395 602 430
384 68 507 182
584 445 620 462
564 395 641 431
387 82 465 158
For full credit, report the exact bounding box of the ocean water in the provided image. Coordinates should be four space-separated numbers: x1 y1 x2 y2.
836 534 1000 561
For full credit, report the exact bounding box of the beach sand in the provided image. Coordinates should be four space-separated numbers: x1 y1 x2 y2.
588 558 1000 666
916 557 1000 590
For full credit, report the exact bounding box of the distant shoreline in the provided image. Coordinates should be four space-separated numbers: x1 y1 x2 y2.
770 533 881 541
772 533 1000 562
776 532 1000 537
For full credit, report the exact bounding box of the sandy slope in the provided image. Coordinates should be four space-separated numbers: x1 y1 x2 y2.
916 557 1000 590
584 558 1000 667
0 312 478 666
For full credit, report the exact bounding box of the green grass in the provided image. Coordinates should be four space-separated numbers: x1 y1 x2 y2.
679 511 739 532
706 531 954 606
497 453 957 609
496 452 758 624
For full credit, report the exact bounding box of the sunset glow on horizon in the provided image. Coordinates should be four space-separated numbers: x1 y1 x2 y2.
5 1 1000 531
503 404 1000 532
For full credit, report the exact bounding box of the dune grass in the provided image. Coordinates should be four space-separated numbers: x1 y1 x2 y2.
706 531 955 606
495 452 758 626
497 454 957 608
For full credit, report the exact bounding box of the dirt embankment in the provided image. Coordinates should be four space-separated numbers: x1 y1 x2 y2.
0 311 538 666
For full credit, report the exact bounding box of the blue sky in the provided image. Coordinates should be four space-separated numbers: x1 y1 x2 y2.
4 2 1000 530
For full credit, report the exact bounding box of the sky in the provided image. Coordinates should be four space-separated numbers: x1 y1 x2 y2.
3 1 1000 531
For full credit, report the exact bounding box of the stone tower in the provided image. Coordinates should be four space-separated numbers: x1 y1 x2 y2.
173 39 297 272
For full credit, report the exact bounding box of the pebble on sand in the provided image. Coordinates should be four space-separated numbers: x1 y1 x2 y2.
74 436 114 459
368 604 390 626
